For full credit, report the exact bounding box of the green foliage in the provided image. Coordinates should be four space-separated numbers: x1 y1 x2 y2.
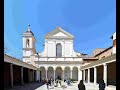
69 78 76 83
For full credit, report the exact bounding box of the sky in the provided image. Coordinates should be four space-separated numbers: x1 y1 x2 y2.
4 0 116 59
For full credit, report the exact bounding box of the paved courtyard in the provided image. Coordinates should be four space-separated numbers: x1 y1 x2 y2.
35 82 116 90
4 82 43 90
35 82 99 90
4 82 116 90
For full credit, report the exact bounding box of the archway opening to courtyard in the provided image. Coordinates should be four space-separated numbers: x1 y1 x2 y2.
4 62 10 88
13 65 21 86
64 67 70 79
107 61 116 86
23 68 29 83
29 69 34 83
40 67 46 81
97 65 103 83
55 67 62 80
72 67 78 81
90 68 94 82
47 67 54 80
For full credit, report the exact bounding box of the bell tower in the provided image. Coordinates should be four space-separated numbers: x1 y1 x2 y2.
22 24 36 63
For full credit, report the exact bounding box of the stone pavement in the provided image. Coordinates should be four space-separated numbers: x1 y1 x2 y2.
35 82 99 90
4 82 43 90
35 82 116 90
4 81 116 90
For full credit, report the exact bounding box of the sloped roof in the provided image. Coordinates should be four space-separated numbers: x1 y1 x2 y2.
94 46 112 57
81 53 116 70
44 27 74 39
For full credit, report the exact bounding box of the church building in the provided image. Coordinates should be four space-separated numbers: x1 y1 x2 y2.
4 25 116 89
22 25 86 82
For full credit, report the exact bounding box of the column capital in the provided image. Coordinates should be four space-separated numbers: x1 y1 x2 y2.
62 67 65 71
53 67 56 71
88 68 90 70
93 66 97 68
103 63 107 66
70 67 73 71
10 63 13 66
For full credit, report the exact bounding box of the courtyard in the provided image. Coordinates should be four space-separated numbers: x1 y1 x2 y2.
4 81 116 90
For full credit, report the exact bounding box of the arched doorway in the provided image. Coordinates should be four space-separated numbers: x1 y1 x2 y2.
55 67 62 80
64 67 70 79
47 67 54 80
72 67 78 81
40 67 46 81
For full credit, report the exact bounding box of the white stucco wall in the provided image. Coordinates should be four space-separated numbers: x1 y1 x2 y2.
40 39 79 57
23 37 25 48
113 46 116 54
113 32 116 40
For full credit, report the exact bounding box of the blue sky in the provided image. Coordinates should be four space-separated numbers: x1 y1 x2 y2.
4 0 116 59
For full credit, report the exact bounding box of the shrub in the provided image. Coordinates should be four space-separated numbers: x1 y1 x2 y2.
69 78 76 83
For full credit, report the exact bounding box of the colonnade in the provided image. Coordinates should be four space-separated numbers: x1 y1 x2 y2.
38 66 82 82
82 61 116 86
5 63 37 87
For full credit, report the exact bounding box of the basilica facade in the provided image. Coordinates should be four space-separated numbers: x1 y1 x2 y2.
22 25 85 82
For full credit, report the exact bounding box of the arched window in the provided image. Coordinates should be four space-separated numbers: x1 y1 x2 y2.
56 43 62 57
26 39 29 48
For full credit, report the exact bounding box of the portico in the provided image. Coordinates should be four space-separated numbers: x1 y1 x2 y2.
81 54 116 86
37 63 82 81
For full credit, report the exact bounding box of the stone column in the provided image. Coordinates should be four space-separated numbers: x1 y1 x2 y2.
46 70 48 79
78 68 82 81
94 66 97 84
62 69 65 80
21 67 23 85
103 63 107 85
83 70 85 82
33 70 34 82
10 64 13 87
70 69 72 79
36 70 39 82
88 68 90 83
54 69 55 82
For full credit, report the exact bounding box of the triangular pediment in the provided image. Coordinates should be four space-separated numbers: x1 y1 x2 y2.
53 32 67 37
45 27 74 39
